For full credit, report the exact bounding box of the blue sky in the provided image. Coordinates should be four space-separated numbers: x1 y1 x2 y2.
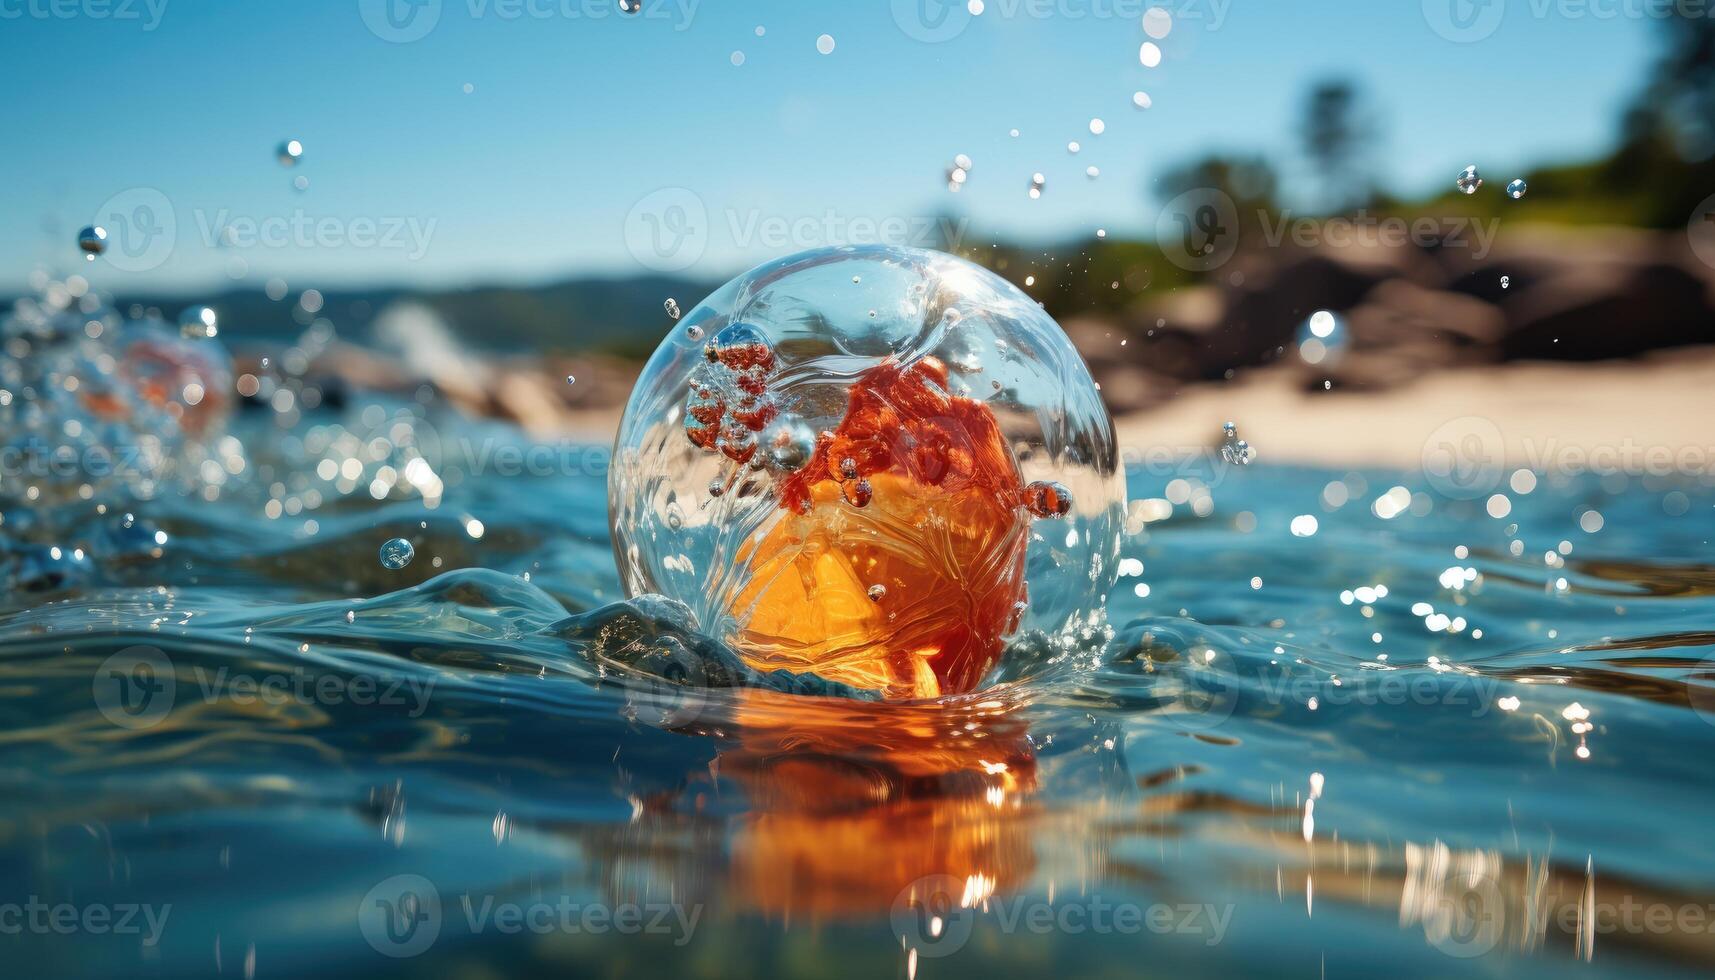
0 0 1659 292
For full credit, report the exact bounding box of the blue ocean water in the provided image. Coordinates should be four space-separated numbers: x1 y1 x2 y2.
2 404 1714 979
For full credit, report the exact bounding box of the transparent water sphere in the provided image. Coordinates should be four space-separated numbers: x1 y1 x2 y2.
610 245 1126 700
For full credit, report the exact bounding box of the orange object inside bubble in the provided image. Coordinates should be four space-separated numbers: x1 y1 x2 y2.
729 357 1030 700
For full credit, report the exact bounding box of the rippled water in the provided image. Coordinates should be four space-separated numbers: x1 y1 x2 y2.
3 406 1714 979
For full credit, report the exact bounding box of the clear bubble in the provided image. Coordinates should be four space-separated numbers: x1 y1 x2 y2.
1501 275 1510 289
1456 165 1482 195
816 33 835 55
610 246 1126 700
619 0 640 10
1506 178 1528 199
730 50 745 67
665 297 681 319
379 538 415 570
1140 42 1162 68
566 374 576 385
277 139 304 167
293 175 310 192
867 584 887 602
1028 172 1046 199
1133 91 1153 109
1089 118 1105 135
179 306 219 340
77 225 107 258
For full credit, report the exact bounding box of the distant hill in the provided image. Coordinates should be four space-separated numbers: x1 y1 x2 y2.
64 272 724 360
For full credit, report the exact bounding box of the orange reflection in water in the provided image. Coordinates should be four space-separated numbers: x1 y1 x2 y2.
706 686 1037 920
730 357 1031 700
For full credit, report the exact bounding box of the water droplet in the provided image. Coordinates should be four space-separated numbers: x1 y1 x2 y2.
277 139 304 167
815 33 835 55
1009 128 1020 138
1500 275 1510 289
1024 481 1072 518
179 306 219 340
708 479 725 497
345 610 356 624
685 324 704 341
838 457 859 480
761 417 815 471
1455 165 1482 195
867 584 887 602
730 50 745 67
843 478 872 507
292 175 310 192
565 374 576 385
1142 6 1173 38
1220 421 1255 465
619 0 640 12
1133 91 1153 109
379 538 415 570
1088 118 1105 135
665 297 681 319
1139 41 1162 68
77 225 107 257
1086 166 1100 179
1506 178 1528 199
1028 172 1046 199
1067 140 1081 154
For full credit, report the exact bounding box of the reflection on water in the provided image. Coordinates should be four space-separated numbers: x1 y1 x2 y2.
2 408 1714 978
